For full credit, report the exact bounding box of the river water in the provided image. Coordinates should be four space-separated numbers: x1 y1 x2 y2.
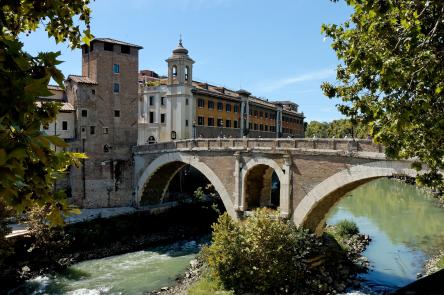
328 178 444 293
19 239 204 295
19 178 444 294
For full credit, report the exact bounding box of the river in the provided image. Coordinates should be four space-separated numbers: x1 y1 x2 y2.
17 239 205 295
18 178 444 294
328 178 444 293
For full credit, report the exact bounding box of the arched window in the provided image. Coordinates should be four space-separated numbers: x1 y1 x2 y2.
185 66 189 81
172 65 177 77
148 136 156 144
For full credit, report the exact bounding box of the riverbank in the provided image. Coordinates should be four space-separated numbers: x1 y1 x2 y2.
2 202 222 293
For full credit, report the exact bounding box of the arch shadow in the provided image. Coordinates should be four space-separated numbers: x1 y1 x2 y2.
137 152 236 218
241 158 288 214
293 161 418 233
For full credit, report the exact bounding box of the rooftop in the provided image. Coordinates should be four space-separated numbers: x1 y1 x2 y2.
36 101 75 112
90 38 143 49
67 75 98 85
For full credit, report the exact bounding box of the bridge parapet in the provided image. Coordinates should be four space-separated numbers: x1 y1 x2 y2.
133 138 384 155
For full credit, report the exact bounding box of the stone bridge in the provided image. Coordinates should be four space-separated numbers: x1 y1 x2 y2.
133 138 418 232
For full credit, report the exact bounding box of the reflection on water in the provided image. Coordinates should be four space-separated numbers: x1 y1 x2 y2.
19 239 205 295
328 178 444 292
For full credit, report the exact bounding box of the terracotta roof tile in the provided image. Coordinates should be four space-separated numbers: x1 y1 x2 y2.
68 75 97 85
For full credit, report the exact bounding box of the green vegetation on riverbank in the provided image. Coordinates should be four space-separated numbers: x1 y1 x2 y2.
194 209 361 294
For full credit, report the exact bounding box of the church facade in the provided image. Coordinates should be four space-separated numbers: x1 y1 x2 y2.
138 39 305 145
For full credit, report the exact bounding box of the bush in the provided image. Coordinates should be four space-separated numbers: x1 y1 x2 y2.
0 200 13 269
336 219 359 238
188 272 234 295
203 208 350 294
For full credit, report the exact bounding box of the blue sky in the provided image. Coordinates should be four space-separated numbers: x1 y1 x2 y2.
21 0 352 122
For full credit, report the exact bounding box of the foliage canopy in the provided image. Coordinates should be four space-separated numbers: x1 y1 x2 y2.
0 0 92 224
203 209 353 294
322 0 444 188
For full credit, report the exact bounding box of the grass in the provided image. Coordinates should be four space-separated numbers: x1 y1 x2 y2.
335 219 359 238
437 255 444 270
188 272 234 295
324 219 360 251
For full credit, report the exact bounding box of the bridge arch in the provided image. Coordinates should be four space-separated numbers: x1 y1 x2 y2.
293 161 417 233
136 152 236 218
241 158 288 213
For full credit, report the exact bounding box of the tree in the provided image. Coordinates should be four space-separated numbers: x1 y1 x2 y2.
0 1 92 224
203 209 354 294
305 121 329 138
322 0 444 189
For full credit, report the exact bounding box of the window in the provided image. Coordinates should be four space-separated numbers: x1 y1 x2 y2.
92 89 95 95
160 113 165 123
233 120 238 128
217 102 223 111
265 125 269 131
186 98 189 105
103 127 109 134
121 45 130 54
104 42 114 51
62 121 68 131
225 120 231 128
254 123 258 130
185 66 189 80
234 105 239 113
43 124 49 130
113 64 120 73
265 112 268 119
249 123 252 129
198 116 204 125
249 109 252 115
185 120 189 126
149 96 154 106
208 117 214 126
114 110 120 117
161 97 165 106
198 98 205 108
208 101 214 109
148 136 156 144
260 124 264 131
81 109 87 117
113 83 120 93
217 119 223 127
259 111 263 118
149 112 154 123
226 104 231 112
254 110 258 117
90 126 95 135
172 65 177 77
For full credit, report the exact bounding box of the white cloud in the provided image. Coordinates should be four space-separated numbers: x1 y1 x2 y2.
260 68 335 92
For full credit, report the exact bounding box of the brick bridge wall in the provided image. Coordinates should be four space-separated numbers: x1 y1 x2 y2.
133 138 416 231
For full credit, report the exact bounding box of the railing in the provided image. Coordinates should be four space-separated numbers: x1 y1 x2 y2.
133 138 384 154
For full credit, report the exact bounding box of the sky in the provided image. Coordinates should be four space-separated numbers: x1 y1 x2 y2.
21 0 353 122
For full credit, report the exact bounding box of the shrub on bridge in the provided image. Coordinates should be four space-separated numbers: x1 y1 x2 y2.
203 208 351 294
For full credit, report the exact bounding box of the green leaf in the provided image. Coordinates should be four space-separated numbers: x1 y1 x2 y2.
45 135 68 147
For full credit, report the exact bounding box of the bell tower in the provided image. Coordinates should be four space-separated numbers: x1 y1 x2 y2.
166 37 195 139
